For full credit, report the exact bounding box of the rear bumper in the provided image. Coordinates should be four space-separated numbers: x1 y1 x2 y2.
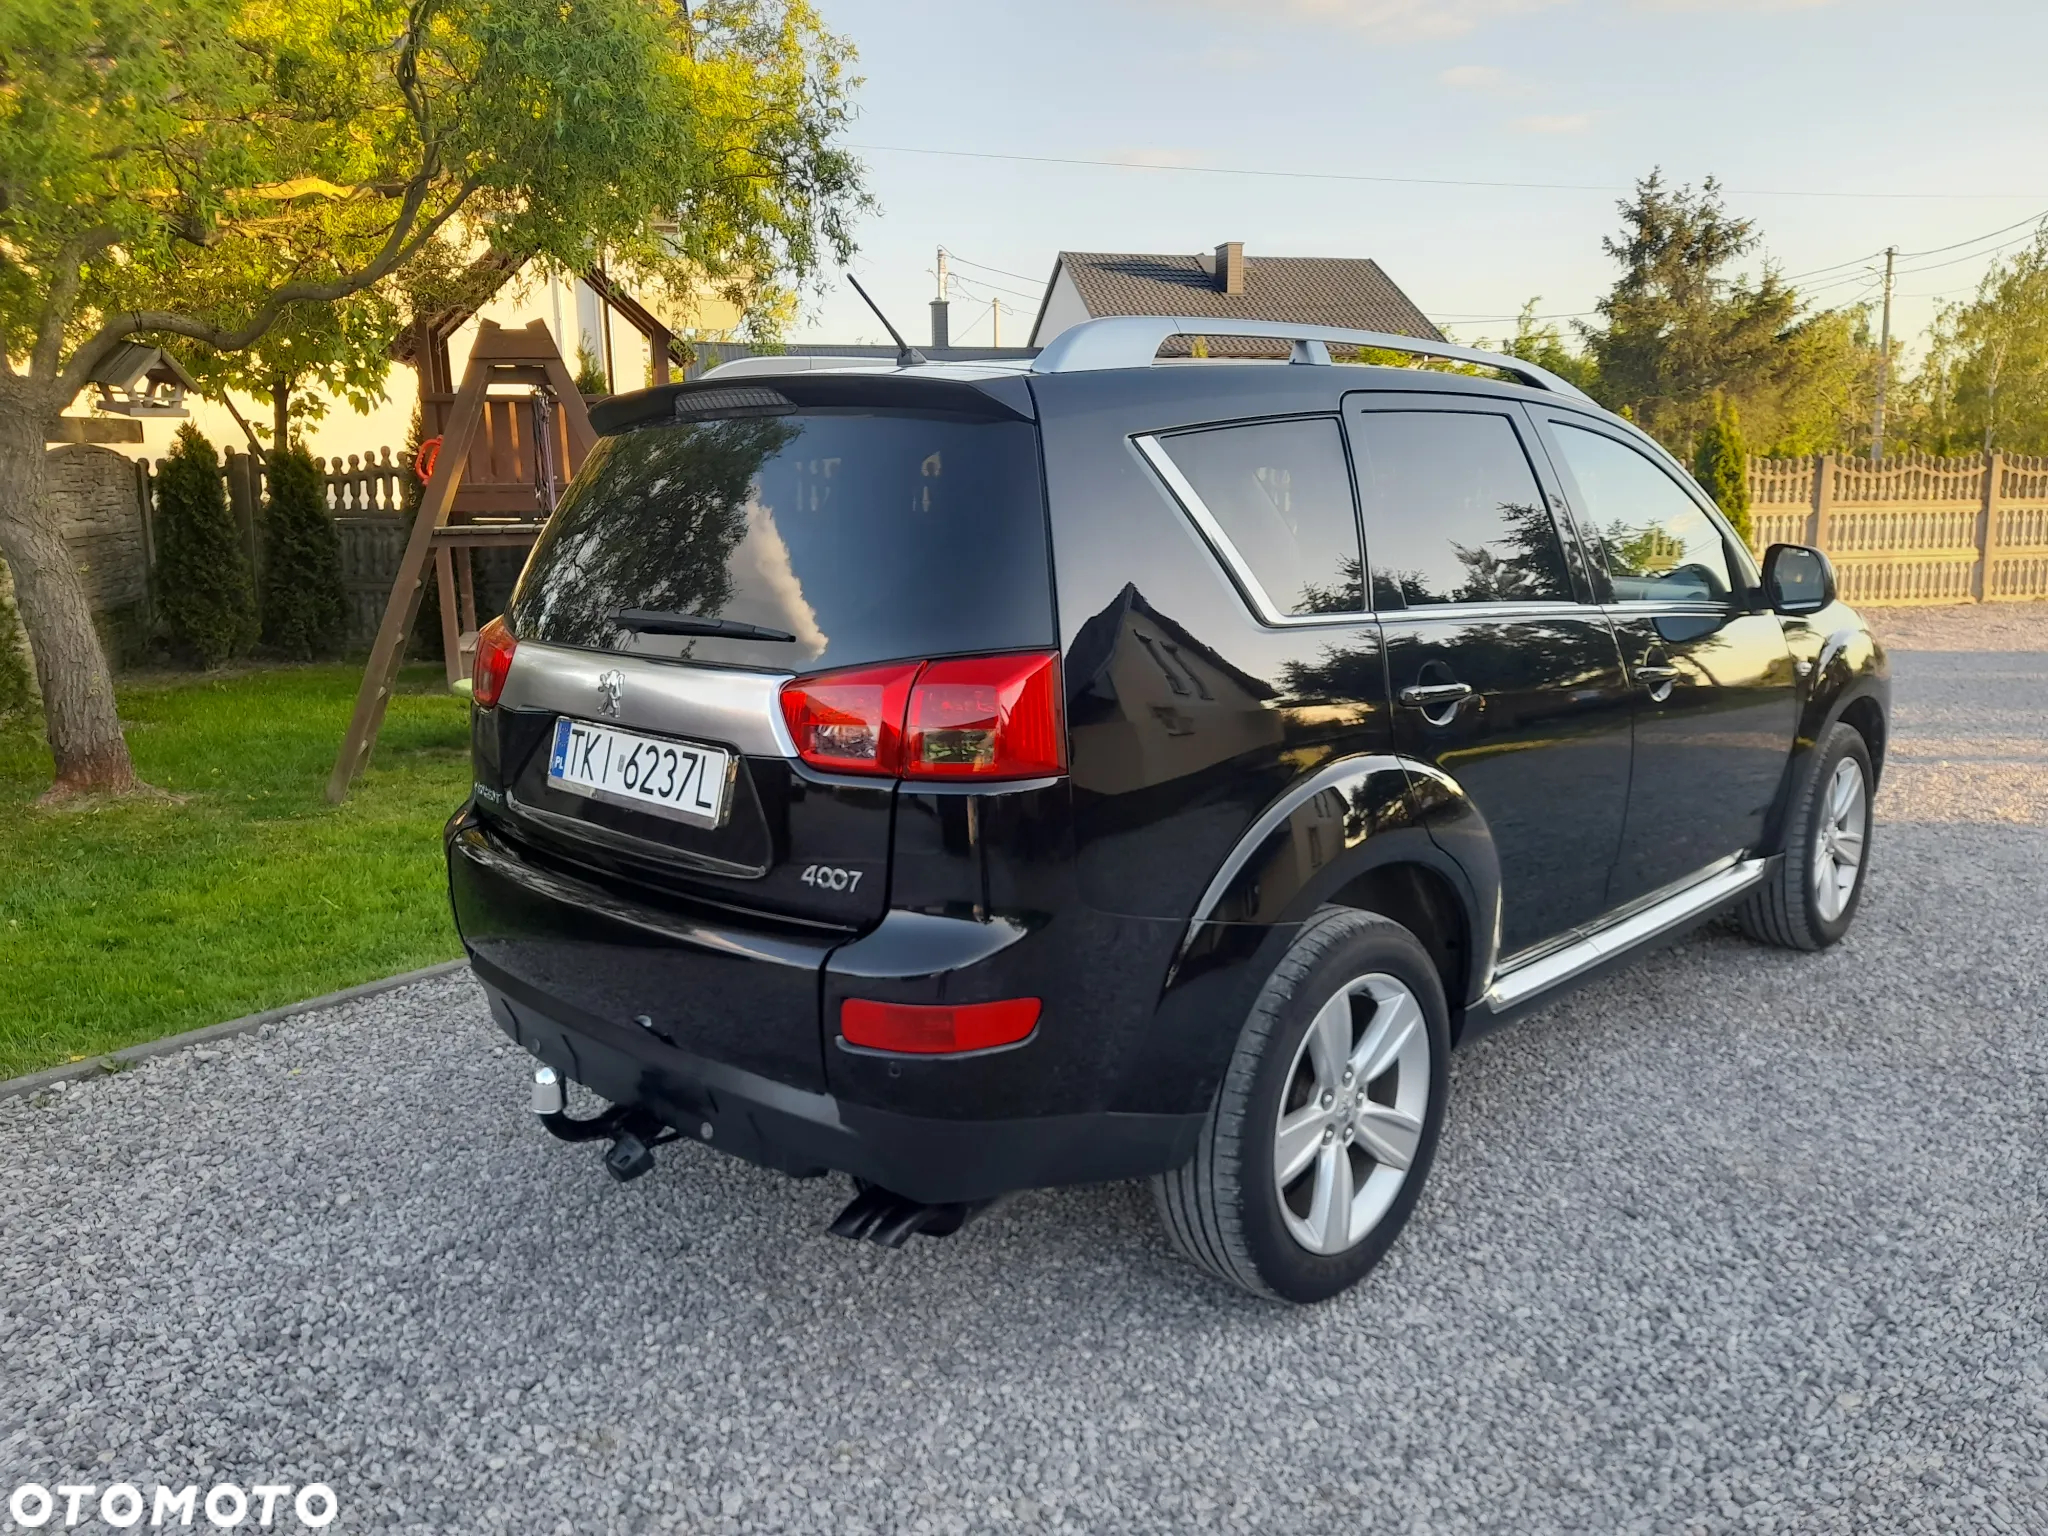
477 956 1202 1204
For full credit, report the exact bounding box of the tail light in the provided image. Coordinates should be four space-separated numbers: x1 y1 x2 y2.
840 997 1042 1054
779 652 1064 781
905 652 1065 779
779 662 919 775
472 617 517 708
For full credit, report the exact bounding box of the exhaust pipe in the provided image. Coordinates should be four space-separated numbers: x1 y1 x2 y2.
828 1183 992 1248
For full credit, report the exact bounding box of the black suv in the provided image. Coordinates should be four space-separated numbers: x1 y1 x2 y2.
446 316 1887 1303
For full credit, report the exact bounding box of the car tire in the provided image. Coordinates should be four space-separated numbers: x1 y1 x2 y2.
1737 721 1874 952
1152 907 1451 1304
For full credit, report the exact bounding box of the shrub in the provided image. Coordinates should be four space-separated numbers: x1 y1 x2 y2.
154 424 258 667
260 446 346 659
1693 395 1754 549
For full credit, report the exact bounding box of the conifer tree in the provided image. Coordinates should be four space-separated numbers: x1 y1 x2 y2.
154 425 258 667
1693 394 1754 549
260 447 346 659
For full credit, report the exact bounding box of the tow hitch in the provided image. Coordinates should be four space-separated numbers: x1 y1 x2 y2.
827 1182 994 1248
529 1066 675 1183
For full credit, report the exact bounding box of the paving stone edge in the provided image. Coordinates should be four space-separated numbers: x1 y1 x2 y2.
0 959 472 1101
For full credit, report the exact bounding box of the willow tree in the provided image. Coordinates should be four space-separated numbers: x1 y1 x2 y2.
0 0 863 795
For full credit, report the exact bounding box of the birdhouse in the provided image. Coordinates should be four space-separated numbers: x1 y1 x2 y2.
87 343 198 418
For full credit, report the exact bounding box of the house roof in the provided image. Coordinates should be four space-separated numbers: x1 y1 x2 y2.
1040 250 1442 351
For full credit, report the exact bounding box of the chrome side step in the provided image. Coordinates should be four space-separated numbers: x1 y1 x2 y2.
1483 857 1769 1012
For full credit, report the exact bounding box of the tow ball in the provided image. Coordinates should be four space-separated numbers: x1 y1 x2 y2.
529 1066 674 1183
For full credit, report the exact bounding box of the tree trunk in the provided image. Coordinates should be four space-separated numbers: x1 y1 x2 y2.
274 376 291 451
0 382 139 795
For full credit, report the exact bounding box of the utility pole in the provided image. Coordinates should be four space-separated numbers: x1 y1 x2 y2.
992 298 1002 348
1870 245 1896 463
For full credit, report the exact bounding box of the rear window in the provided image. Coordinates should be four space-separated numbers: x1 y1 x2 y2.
510 412 1051 672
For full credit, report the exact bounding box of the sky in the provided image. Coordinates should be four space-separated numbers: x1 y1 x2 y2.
794 0 2048 365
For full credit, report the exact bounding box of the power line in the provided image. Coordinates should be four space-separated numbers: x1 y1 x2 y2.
948 269 1041 304
931 183 2044 344
854 142 2046 202
948 297 998 342
943 249 1050 286
1774 248 1887 284
1898 206 2048 260
1800 266 1890 301
1891 230 2043 279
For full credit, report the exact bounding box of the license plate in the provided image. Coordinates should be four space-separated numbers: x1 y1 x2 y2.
547 717 732 828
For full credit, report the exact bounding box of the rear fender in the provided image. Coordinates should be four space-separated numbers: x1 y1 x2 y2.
1169 755 1497 979
1141 755 1499 1115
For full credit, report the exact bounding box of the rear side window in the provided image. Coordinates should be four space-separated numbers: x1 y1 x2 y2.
511 412 1051 671
1549 423 1735 604
1154 418 1363 618
1351 410 1571 608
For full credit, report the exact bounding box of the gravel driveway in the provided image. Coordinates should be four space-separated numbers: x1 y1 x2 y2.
4 607 2045 1535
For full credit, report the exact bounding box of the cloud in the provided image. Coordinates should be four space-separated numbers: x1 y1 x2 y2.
1178 0 1569 42
1439 64 1515 91
1512 111 1596 133
1630 0 1835 9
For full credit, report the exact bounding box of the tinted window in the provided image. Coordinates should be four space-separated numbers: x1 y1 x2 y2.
1351 411 1571 608
511 413 1051 671
1159 418 1362 617
1551 423 1734 604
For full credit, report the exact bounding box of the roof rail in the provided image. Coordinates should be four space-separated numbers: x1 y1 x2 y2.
1030 316 1592 400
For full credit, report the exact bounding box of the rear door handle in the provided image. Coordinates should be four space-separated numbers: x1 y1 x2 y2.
1399 682 1475 707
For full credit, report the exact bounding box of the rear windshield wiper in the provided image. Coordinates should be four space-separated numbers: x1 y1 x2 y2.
609 609 796 642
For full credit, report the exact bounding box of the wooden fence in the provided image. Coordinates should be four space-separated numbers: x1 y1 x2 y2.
1748 451 2048 605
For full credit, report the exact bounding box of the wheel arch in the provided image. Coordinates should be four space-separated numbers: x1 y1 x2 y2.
1324 859 1476 1042
1835 691 1888 786
1163 753 1501 1051
1760 623 1890 857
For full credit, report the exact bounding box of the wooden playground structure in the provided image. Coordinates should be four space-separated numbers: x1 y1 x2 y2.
325 320 595 802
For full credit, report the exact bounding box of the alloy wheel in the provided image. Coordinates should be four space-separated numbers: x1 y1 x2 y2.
1272 973 1432 1256
1812 756 1868 923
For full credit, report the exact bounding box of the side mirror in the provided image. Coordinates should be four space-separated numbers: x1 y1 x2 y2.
1762 543 1836 616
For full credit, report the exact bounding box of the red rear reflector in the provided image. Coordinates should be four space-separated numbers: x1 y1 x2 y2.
472 617 516 709
906 652 1064 780
779 662 919 776
840 997 1042 1055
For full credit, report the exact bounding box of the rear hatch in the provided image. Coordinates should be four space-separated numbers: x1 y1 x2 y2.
480 373 1053 935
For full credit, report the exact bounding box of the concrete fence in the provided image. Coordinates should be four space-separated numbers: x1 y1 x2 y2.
1749 452 2048 605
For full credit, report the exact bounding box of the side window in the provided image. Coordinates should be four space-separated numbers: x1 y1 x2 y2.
1549 423 1735 604
1349 410 1572 608
1155 418 1363 618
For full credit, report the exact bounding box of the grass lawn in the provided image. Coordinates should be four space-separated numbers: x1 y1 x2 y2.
0 665 471 1079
